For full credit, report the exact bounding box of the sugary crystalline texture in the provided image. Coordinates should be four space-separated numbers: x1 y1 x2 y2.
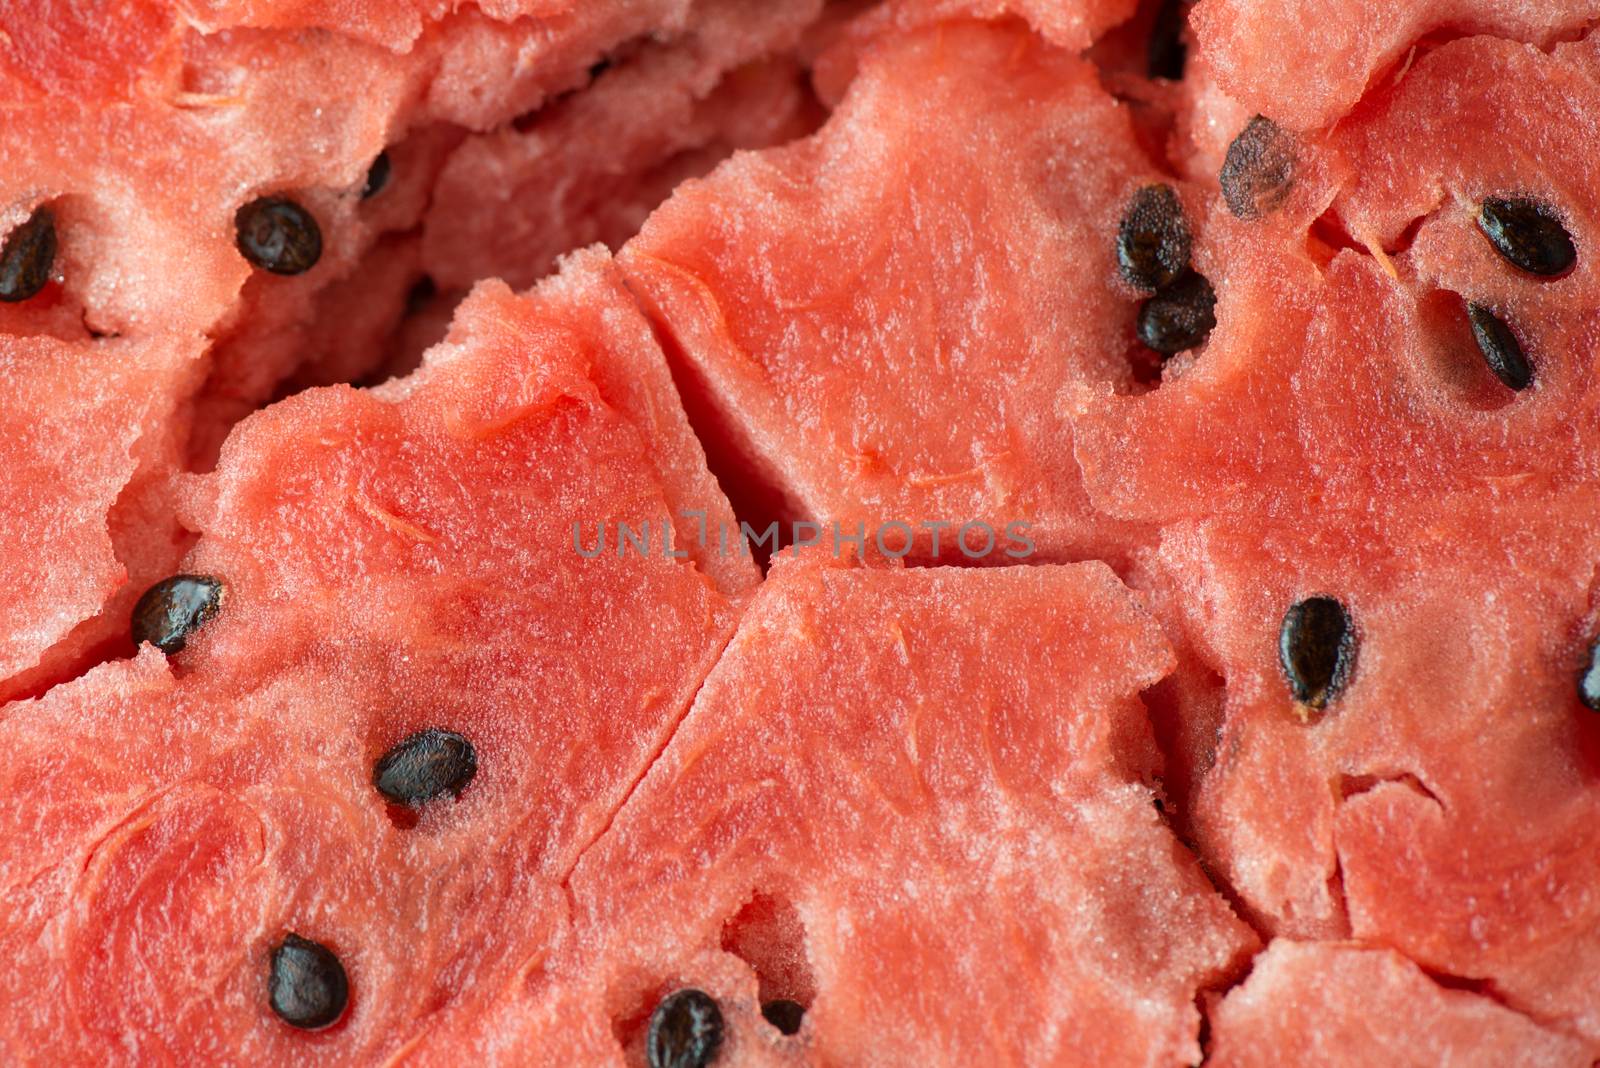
1076 34 1600 526
0 0 815 694
553 558 1257 1066
0 251 753 1064
1153 494 1600 1044
623 19 1163 562
0 332 202 696
1206 942 1590 1067
1191 0 1600 129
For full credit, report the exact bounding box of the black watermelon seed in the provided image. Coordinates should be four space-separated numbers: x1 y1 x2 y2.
235 196 322 275
1147 0 1187 80
362 152 392 199
0 207 57 303
269 933 349 1030
1477 196 1576 277
373 729 477 807
1466 302 1532 392
648 988 724 1068
1137 270 1217 355
1581 638 1600 712
1220 116 1294 221
131 575 223 655
761 999 805 1036
1118 184 1191 292
1279 596 1355 712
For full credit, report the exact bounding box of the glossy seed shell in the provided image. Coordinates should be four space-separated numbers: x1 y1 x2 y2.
1137 270 1217 355
373 729 478 807
1581 639 1600 713
0 207 57 303
1279 596 1355 712
268 934 349 1031
235 196 323 275
1220 116 1294 221
362 152 391 199
130 575 224 655
1466 302 1532 391
1477 196 1576 277
648 988 725 1068
1117 184 1191 292
761 999 805 1036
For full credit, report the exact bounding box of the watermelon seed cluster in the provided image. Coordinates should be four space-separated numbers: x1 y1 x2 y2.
268 933 350 1031
1117 185 1218 357
0 207 57 303
1278 596 1356 715
648 988 725 1068
234 196 324 275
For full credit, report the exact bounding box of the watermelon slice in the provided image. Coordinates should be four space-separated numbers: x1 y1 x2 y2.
622 18 1161 563
1206 941 1589 1066
0 251 753 1061
429 555 1256 1063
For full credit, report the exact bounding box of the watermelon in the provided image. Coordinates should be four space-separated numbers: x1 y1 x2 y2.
9 0 1600 1062
1206 941 1590 1066
1191 0 1600 130
411 556 1257 1064
621 17 1160 563
0 251 752 1062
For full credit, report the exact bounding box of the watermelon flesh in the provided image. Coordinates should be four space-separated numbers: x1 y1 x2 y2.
8 0 1600 1061
1206 941 1589 1066
0 251 752 1062
1076 32 1600 526
622 18 1159 564
1190 0 1600 130
430 556 1256 1064
0 332 200 693
0 0 852 696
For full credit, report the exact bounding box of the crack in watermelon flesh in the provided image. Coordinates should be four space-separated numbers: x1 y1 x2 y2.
4 0 1600 1063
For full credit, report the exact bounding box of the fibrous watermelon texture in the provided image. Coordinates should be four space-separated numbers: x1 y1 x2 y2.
418 557 1256 1065
8 0 1600 1063
0 252 752 1063
623 18 1160 564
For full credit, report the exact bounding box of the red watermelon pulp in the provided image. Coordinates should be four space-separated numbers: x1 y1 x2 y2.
2 0 1600 1065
